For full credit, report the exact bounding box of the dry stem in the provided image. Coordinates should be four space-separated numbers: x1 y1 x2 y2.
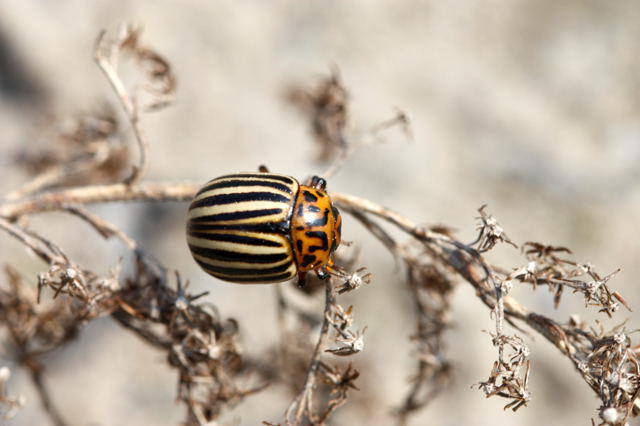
95 28 148 185
94 25 176 186
0 182 198 219
284 279 336 425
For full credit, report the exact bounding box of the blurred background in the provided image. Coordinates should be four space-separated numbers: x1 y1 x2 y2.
1 1 639 425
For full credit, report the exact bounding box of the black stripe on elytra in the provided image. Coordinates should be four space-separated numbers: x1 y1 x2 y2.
307 205 321 213
191 191 290 208
305 209 330 227
199 179 292 194
303 190 318 202
189 221 288 234
189 208 283 223
195 258 292 276
189 244 289 263
217 173 295 184
305 231 329 251
216 272 294 283
187 232 283 247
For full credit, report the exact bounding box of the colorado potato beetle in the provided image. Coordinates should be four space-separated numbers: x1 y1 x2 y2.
186 172 342 285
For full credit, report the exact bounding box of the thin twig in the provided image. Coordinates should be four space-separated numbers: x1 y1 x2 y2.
0 217 66 264
322 110 412 180
4 144 111 201
94 28 148 185
330 196 528 342
59 203 137 249
285 278 336 425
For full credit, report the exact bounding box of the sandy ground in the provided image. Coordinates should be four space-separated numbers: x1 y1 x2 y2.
1 1 640 425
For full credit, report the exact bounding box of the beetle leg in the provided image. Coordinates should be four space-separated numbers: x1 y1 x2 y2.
325 264 347 279
297 271 307 287
316 268 330 280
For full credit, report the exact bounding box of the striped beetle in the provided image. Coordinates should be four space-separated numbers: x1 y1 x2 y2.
186 172 342 285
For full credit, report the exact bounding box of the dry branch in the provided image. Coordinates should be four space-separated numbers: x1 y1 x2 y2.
333 193 637 423
0 182 198 219
94 25 176 185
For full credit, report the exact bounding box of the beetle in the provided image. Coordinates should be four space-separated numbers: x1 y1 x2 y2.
186 172 342 285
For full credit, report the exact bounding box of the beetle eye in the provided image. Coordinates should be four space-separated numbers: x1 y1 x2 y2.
331 206 342 252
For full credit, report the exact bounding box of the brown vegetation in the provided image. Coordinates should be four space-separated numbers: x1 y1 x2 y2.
0 26 638 426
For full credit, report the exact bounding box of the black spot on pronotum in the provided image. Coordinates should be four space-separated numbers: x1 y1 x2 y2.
301 254 316 267
303 190 318 202
305 231 329 251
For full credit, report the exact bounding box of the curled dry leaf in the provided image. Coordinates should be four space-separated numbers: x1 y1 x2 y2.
286 70 348 162
94 25 177 185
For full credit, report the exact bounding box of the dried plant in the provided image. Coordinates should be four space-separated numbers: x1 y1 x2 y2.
0 25 638 426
